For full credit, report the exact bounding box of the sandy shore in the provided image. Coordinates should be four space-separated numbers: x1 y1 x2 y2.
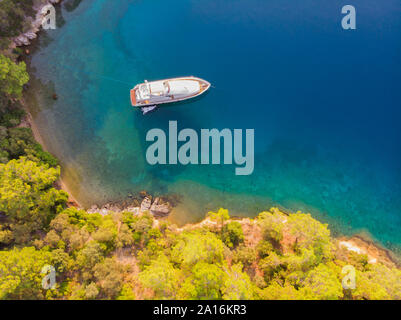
12 0 81 207
18 108 82 207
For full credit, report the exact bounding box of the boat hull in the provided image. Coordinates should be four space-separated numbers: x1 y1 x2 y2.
130 76 210 108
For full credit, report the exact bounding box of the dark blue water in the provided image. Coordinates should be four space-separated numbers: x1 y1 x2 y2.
29 0 401 249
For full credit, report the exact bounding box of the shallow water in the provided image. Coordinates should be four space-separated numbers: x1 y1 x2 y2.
28 0 401 250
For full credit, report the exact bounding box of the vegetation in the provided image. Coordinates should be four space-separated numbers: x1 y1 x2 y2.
0 54 29 98
0 30 57 167
0 157 67 245
1 163 401 300
0 0 35 49
0 70 400 303
0 39 56 167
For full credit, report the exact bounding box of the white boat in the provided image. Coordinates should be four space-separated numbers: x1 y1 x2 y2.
130 76 211 108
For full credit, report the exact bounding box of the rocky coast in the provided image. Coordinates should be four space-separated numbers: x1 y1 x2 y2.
12 0 62 47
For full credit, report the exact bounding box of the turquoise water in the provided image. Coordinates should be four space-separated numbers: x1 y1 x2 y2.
28 0 401 250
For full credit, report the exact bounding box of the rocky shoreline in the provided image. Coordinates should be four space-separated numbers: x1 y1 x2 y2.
12 0 62 48
86 192 174 218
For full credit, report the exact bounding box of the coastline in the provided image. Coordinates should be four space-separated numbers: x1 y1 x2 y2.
13 0 81 206
14 0 401 269
175 215 400 268
11 0 62 48
18 108 81 207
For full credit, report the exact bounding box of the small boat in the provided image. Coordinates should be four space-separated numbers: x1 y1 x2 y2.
130 76 211 108
141 105 158 115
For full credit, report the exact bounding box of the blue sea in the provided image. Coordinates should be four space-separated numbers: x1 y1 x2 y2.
27 0 401 250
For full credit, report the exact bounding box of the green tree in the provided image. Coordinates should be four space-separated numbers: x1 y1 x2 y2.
260 282 303 300
117 284 135 300
299 264 343 300
171 231 226 267
0 0 35 39
221 221 244 248
0 247 52 299
115 222 134 249
257 208 286 243
130 212 154 245
207 208 230 232
92 217 118 252
139 254 181 299
75 241 105 278
232 245 258 269
93 258 125 299
0 157 67 245
0 127 58 166
179 262 225 300
84 282 99 300
286 213 333 261
222 264 255 300
352 264 401 300
259 251 286 282
284 248 318 274
0 54 29 99
256 240 274 258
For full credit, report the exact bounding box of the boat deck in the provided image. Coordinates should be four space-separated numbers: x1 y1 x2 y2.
131 77 210 107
